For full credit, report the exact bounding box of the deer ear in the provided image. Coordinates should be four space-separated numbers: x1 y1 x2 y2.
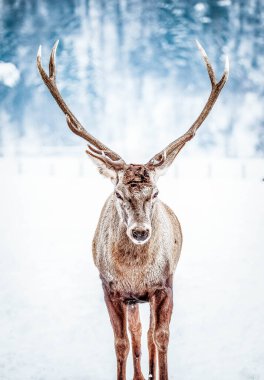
152 165 169 180
146 150 174 181
86 151 118 183
150 149 182 180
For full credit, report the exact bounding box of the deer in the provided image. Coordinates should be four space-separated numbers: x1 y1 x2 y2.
37 40 229 380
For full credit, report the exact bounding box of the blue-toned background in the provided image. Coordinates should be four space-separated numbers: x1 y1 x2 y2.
1 0 263 159
1 2 264 380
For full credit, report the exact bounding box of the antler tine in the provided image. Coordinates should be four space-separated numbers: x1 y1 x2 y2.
87 144 121 160
147 40 229 168
49 39 59 80
86 144 124 169
37 41 125 163
195 39 216 86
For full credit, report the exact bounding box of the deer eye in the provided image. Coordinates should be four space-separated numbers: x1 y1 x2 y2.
115 192 123 200
153 191 159 199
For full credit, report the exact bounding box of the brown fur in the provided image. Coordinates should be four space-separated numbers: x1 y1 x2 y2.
128 304 144 380
123 165 151 185
92 166 182 380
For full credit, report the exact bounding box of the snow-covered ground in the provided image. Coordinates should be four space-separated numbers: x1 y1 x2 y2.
0 158 263 380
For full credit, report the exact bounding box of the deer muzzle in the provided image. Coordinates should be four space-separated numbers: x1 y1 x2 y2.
127 223 151 245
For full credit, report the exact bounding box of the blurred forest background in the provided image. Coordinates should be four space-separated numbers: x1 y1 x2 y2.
1 2 264 379
0 0 263 160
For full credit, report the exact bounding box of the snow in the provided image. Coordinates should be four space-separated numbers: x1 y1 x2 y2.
0 158 263 380
0 62 20 87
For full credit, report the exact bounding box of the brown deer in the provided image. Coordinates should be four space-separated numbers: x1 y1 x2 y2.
37 40 229 380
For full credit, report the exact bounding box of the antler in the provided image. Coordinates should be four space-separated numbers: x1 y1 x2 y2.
37 40 125 169
85 144 125 169
147 40 229 169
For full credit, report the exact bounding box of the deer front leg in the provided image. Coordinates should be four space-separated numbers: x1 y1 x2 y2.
128 304 145 380
151 282 173 380
148 304 157 379
103 285 130 380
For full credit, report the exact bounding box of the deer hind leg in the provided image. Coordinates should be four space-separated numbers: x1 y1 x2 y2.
151 281 173 380
103 286 130 380
128 304 145 380
148 303 157 379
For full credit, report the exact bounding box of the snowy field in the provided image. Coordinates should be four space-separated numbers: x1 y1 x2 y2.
0 157 264 380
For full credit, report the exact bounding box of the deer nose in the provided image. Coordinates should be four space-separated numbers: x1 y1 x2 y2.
132 228 149 242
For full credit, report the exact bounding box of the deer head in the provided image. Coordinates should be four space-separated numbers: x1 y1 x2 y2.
37 40 229 244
